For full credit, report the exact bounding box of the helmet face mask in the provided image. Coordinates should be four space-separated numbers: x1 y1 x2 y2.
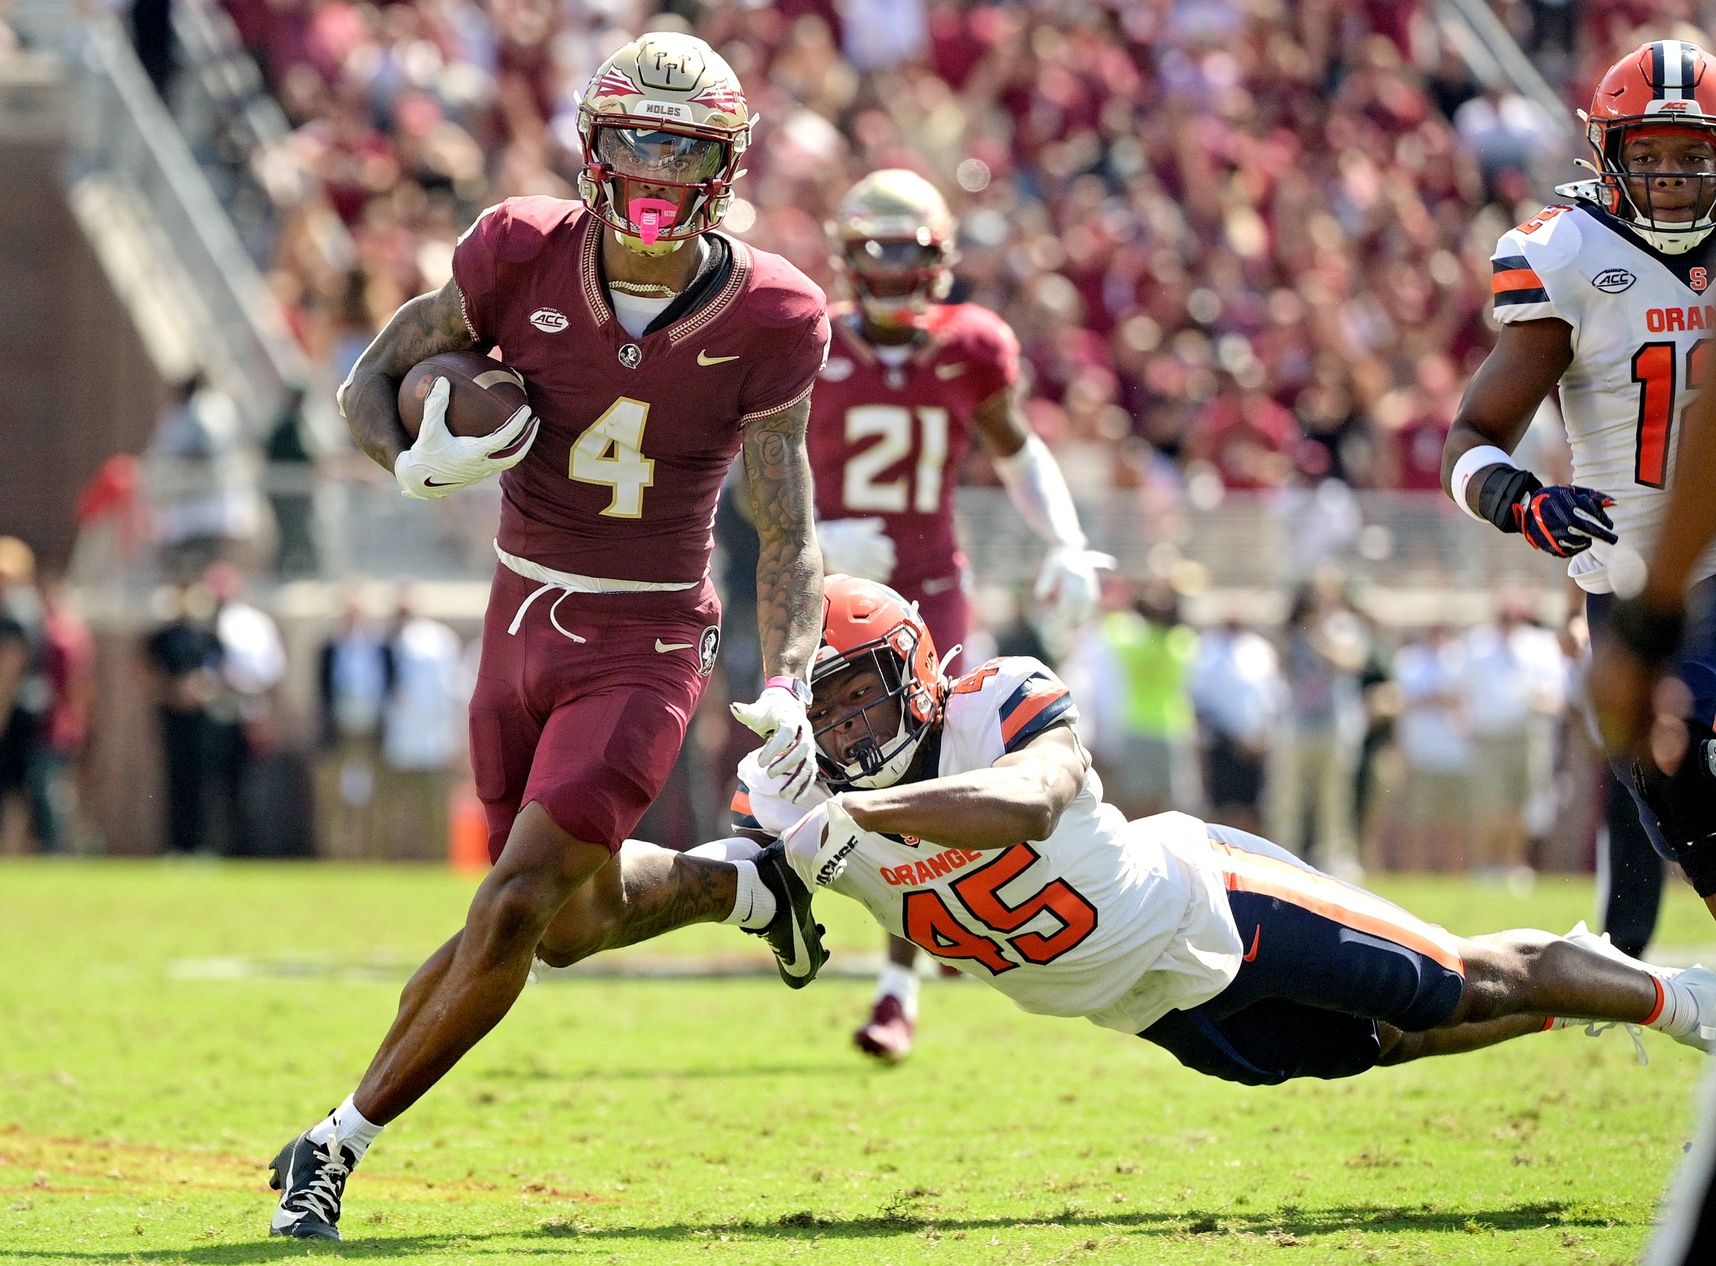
840 235 950 324
810 575 945 791
1605 128 1716 236
830 170 957 326
809 653 910 785
1585 40 1716 253
576 33 752 255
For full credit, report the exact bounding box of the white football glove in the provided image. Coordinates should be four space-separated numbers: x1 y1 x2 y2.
394 377 539 501
815 517 897 583
731 679 818 802
1034 546 1116 627
781 793 864 888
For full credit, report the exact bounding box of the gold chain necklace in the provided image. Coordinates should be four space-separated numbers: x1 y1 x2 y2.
608 279 679 298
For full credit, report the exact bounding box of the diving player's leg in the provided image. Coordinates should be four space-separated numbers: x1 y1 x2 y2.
1203 822 1713 1058
1444 927 1714 1053
1376 1015 1549 1064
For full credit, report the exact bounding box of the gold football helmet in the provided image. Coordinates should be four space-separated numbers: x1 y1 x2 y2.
829 169 958 325
576 32 754 255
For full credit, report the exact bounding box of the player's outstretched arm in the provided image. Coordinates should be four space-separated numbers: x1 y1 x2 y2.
741 395 824 683
973 384 1112 625
338 279 478 472
845 723 1088 851
781 723 1089 889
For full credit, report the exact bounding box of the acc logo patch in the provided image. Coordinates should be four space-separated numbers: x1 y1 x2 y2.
529 307 569 333
822 357 854 382
697 625 720 676
1592 268 1636 294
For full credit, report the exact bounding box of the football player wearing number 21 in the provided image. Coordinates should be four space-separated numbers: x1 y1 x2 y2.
265 33 833 1241
805 170 1113 1062
1443 40 1716 922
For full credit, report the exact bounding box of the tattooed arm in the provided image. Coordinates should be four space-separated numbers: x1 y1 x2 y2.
741 395 824 682
338 278 478 471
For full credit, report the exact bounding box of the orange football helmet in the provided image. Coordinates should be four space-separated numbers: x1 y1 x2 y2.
1585 39 1716 253
810 574 946 789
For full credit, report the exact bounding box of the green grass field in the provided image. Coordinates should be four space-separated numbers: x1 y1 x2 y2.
3 860 1713 1266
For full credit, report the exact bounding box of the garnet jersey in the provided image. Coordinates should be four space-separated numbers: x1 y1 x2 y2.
1491 193 1716 592
732 657 1243 1033
453 198 830 583
807 304 1020 589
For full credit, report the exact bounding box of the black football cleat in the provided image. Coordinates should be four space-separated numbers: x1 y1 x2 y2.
749 840 828 988
268 1129 355 1240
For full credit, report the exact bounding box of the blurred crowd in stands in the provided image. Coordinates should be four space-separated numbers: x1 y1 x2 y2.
208 0 1536 498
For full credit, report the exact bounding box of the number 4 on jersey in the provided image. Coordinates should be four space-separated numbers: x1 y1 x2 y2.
570 397 656 517
1631 342 1711 489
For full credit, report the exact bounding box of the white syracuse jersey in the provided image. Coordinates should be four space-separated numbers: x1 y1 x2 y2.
1491 190 1716 592
732 657 1243 1034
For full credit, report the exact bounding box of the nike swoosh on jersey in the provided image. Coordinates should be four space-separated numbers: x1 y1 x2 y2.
934 363 968 379
655 639 695 653
1242 924 1261 963
697 350 741 366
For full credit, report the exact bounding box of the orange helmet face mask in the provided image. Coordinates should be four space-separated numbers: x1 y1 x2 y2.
1584 39 1716 254
810 575 947 790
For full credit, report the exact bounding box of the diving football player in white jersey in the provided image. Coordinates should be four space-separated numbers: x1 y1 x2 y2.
710 575 1716 1082
1443 39 1716 920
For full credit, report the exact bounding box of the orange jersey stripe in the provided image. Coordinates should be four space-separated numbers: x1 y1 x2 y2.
1491 267 1544 293
1212 839 1465 975
1000 688 1066 745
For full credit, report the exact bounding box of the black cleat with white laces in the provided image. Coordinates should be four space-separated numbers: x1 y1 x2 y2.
749 840 827 988
268 1128 356 1240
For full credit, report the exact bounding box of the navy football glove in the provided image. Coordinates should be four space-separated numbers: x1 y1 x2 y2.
1510 484 1617 557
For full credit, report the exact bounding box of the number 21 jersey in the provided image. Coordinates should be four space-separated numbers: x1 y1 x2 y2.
733 657 1243 1034
807 303 1020 589
1491 193 1716 592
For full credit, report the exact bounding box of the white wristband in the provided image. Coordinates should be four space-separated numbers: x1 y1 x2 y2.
1450 444 1521 524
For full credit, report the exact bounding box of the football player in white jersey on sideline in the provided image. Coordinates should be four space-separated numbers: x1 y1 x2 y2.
1443 40 1716 922
715 575 1716 1082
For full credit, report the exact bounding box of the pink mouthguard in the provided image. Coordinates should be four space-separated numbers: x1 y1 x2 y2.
628 197 679 246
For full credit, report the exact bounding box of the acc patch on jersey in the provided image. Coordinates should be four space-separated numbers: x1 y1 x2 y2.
1592 268 1635 293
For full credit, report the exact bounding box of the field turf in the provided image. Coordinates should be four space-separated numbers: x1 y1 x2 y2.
2 860 1713 1266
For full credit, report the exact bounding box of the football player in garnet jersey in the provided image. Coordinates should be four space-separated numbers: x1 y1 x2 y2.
530 576 1716 1085
266 33 831 1241
1442 40 1716 931
805 169 1113 1062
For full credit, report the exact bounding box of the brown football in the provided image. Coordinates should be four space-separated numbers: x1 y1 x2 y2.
398 351 531 445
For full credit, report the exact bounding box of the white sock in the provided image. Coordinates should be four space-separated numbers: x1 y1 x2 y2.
876 964 920 1020
1643 971 1701 1041
722 860 776 930
306 1094 383 1161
